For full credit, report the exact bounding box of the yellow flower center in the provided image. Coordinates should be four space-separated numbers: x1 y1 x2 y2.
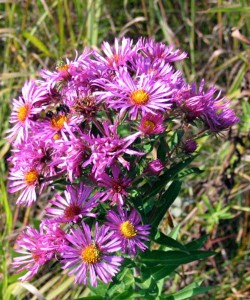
51 115 68 130
120 221 137 239
53 133 61 140
81 244 101 264
143 120 155 131
130 89 149 105
17 105 30 122
56 64 69 72
25 170 39 185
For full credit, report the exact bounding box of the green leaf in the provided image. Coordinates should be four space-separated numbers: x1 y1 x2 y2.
157 136 168 161
112 287 135 300
22 31 54 57
152 229 187 251
143 155 197 201
161 286 213 299
75 297 104 300
140 250 216 266
149 180 182 227
142 265 179 282
177 167 203 179
185 235 209 250
168 225 181 239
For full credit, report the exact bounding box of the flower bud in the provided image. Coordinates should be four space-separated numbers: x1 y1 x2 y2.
145 159 164 175
183 139 197 154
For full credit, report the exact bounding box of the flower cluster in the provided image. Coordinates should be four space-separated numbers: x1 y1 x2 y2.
8 37 239 287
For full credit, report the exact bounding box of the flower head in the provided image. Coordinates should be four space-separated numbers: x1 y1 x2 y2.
12 223 66 281
106 209 150 256
138 113 165 135
98 164 132 206
62 222 123 286
95 70 172 120
6 80 47 144
46 183 98 223
8 167 40 206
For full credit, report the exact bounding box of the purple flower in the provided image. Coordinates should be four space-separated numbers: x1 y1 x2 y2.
6 80 47 144
61 222 123 286
173 81 209 121
93 37 135 69
51 126 87 182
40 48 93 90
94 69 172 120
12 223 67 281
138 113 165 135
98 164 132 206
82 122 143 177
8 167 40 206
12 227 50 281
202 97 240 132
106 209 150 256
137 38 187 63
46 183 98 223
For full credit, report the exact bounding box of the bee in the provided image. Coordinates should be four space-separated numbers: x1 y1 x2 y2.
41 103 70 119
55 57 66 71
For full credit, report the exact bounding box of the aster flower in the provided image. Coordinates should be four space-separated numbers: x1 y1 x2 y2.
98 164 132 206
8 138 56 178
12 226 53 281
39 221 68 252
39 48 93 90
137 38 187 63
95 70 173 120
6 80 47 144
51 125 87 182
106 209 150 256
46 183 98 223
202 97 240 132
93 37 135 69
138 113 165 135
82 122 143 177
62 222 123 286
8 167 40 206
36 105 78 142
172 81 209 121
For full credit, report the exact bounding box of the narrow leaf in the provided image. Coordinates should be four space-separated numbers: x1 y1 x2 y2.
140 250 216 266
150 180 182 227
22 31 53 57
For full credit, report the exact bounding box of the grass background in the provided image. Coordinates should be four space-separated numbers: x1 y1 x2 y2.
0 0 250 299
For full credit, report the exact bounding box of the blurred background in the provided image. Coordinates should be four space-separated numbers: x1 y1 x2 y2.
0 1 249 299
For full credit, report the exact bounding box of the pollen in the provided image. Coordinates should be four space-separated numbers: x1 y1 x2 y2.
53 133 61 140
120 220 137 239
130 89 149 105
25 170 39 185
143 120 155 131
56 64 69 72
51 115 68 130
32 252 41 262
17 104 30 122
81 244 101 264
109 54 120 65
64 204 81 220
